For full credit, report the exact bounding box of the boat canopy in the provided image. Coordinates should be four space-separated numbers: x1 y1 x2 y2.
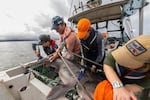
68 1 127 24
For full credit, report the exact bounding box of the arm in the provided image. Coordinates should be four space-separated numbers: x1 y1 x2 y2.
49 35 67 61
65 33 76 59
104 64 137 100
33 50 40 57
32 43 41 57
49 46 61 62
103 52 138 100
104 64 122 85
49 37 63 62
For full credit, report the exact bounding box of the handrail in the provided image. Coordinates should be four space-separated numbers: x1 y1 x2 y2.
72 1 101 16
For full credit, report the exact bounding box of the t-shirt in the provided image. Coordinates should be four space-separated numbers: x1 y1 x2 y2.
104 52 150 88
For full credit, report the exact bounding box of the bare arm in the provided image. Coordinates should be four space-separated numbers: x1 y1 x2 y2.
65 34 76 59
104 64 122 83
33 50 40 57
104 64 137 100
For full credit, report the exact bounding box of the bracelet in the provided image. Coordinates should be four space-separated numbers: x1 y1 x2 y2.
112 81 123 89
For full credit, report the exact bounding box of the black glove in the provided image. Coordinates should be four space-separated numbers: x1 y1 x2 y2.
32 43 37 50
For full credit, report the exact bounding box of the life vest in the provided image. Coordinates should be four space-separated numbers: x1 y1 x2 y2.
43 40 57 55
115 62 145 80
51 40 56 48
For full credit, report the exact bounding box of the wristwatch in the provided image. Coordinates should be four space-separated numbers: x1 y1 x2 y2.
112 81 123 89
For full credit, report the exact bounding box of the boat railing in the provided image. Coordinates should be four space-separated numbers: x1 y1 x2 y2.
72 1 101 16
68 1 128 24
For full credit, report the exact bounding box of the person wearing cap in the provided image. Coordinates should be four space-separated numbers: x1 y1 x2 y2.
77 18 105 72
94 35 150 100
49 16 81 62
33 34 58 58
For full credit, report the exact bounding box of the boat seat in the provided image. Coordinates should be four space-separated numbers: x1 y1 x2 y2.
19 78 52 100
4 73 34 100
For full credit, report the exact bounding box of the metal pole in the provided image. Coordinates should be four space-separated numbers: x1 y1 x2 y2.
139 7 144 35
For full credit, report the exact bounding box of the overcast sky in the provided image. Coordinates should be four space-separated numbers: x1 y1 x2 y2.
0 0 149 40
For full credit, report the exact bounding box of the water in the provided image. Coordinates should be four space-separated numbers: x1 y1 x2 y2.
0 41 38 71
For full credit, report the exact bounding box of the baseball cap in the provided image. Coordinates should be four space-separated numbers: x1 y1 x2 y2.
77 18 91 39
51 16 64 30
112 35 150 67
38 34 50 45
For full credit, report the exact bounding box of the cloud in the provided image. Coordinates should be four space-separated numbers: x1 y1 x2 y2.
0 0 71 40
48 0 70 17
33 13 51 29
0 0 150 41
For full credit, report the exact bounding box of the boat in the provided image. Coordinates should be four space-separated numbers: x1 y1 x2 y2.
0 55 102 100
0 0 150 100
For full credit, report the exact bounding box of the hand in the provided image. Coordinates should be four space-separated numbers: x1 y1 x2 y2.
125 84 144 94
37 55 43 60
113 87 137 100
49 52 58 62
90 65 96 72
34 51 40 57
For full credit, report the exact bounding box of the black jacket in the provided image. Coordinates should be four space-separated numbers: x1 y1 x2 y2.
81 28 105 68
43 40 58 55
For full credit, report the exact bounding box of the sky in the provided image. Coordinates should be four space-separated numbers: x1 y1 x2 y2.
0 0 71 40
0 0 149 40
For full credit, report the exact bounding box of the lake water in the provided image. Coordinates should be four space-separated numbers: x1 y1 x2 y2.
0 41 39 71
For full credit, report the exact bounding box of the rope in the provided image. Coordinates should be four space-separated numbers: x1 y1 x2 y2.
68 50 103 67
58 52 93 100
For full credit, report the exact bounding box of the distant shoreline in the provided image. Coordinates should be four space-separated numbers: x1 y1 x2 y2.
0 40 38 42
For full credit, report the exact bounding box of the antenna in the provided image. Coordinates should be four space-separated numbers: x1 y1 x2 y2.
68 0 74 17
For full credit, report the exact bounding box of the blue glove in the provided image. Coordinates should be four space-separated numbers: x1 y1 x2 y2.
37 55 43 61
78 65 86 80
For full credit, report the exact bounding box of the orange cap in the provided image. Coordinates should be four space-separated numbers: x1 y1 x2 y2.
77 18 91 39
